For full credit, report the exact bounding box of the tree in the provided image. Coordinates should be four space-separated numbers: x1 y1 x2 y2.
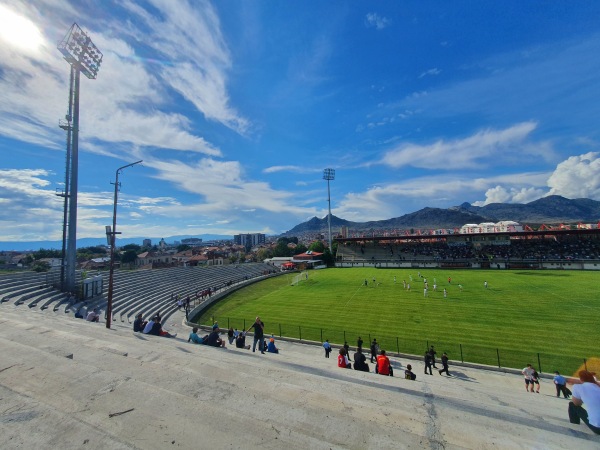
122 244 141 252
308 241 325 253
33 248 61 259
273 239 292 257
77 246 107 259
177 244 191 252
293 244 308 255
31 260 51 272
256 248 273 261
322 248 334 267
121 250 138 264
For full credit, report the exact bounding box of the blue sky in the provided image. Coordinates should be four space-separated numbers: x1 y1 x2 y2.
1 1 600 243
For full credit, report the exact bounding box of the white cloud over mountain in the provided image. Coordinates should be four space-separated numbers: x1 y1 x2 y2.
381 122 540 170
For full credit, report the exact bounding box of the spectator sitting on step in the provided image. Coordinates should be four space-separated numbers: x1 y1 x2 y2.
353 348 370 372
338 348 351 369
376 349 394 376
405 364 416 380
133 313 147 332
267 337 279 353
235 331 250 350
144 316 176 338
568 370 600 434
188 327 205 344
86 308 100 322
205 325 226 348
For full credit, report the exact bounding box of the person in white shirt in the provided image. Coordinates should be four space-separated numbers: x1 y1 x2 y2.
568 370 600 434
86 308 100 322
522 364 535 393
142 318 155 334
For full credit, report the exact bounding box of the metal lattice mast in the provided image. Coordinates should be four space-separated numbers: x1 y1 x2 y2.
57 23 102 293
323 168 335 254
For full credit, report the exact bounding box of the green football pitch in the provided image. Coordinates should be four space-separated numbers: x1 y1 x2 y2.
197 267 599 374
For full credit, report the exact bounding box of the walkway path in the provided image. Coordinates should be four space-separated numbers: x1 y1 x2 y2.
0 308 596 449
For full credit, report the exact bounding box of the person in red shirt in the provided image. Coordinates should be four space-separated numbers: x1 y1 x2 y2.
376 349 394 376
338 348 351 369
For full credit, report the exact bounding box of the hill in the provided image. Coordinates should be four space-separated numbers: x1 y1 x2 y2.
459 195 600 223
282 195 600 236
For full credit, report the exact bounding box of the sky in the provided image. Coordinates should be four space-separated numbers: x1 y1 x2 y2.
1 1 600 243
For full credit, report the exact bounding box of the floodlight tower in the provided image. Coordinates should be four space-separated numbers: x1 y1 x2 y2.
323 168 335 253
106 160 142 329
58 23 103 293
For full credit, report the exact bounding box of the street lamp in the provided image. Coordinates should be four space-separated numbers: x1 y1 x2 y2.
57 23 103 293
106 160 142 329
323 168 335 256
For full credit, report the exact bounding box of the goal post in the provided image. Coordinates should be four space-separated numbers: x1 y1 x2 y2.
291 271 308 286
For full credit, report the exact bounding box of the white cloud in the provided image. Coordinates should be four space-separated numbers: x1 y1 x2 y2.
419 68 441 79
473 186 547 206
263 165 321 174
382 122 540 170
0 1 236 161
334 171 551 221
122 0 250 134
547 152 600 199
365 13 391 30
0 169 65 240
143 156 319 218
472 152 600 205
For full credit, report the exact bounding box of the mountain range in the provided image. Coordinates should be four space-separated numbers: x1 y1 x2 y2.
2 196 599 251
283 195 600 235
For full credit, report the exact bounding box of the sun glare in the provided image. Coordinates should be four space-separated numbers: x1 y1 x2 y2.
0 5 44 52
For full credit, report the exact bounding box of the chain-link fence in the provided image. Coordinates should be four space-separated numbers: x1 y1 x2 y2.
200 315 592 375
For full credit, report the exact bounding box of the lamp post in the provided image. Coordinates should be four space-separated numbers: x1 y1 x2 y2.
58 23 103 293
323 168 335 254
106 160 142 329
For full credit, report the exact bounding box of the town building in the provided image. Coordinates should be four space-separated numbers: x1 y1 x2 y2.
234 233 266 247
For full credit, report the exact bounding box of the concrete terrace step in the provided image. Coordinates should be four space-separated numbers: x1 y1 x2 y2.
0 307 597 450
0 264 278 322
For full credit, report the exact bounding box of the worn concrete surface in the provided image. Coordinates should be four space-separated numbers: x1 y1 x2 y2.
0 307 597 449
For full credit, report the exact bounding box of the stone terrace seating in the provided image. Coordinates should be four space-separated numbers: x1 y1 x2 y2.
0 263 279 324
1 306 598 449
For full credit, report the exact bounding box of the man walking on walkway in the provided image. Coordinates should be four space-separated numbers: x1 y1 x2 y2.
247 316 265 354
424 351 433 375
370 338 379 363
522 364 536 393
554 371 571 398
439 352 450 376
429 346 438 369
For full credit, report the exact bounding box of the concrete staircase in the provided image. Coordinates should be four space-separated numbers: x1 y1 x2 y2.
0 263 278 323
0 307 597 449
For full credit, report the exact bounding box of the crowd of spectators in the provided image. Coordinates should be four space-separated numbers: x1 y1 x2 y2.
128 304 599 437
341 237 600 263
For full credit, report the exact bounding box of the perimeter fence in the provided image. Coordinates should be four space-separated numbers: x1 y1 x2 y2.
199 315 593 376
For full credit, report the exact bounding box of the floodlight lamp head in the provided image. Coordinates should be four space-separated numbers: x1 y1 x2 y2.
323 168 335 181
58 23 103 79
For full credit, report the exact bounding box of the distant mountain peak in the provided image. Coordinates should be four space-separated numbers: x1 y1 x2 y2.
280 197 600 236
